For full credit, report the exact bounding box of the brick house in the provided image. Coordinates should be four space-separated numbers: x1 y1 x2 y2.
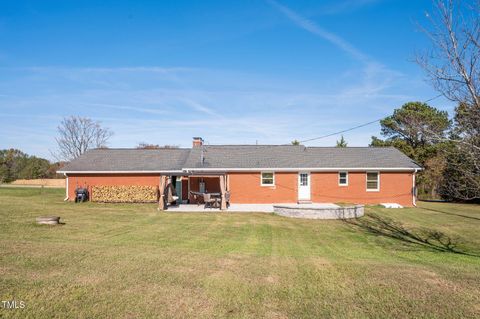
58 137 421 207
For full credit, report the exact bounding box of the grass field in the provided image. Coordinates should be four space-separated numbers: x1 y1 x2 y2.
1 187 479 318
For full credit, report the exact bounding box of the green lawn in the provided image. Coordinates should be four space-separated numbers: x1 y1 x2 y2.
1 187 479 318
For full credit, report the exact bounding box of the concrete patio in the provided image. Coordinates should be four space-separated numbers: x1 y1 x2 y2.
165 203 340 213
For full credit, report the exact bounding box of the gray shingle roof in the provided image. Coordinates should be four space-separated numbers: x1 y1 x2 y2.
185 146 421 169
59 145 421 173
59 148 191 172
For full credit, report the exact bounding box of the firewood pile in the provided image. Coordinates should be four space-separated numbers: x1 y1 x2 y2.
91 185 159 203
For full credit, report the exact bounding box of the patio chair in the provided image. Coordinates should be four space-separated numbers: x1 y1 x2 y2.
203 193 218 209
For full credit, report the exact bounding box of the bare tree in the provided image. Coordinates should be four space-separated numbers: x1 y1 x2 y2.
416 0 480 200
417 0 480 109
136 142 161 149
136 143 179 149
54 116 113 161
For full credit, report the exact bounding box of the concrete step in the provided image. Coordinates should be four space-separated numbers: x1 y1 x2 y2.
297 200 312 204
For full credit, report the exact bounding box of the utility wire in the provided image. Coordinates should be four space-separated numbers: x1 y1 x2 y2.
206 93 445 148
296 93 444 145
423 93 444 103
298 118 382 144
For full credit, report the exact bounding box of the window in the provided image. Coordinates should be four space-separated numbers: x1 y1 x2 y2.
261 172 275 186
299 173 309 186
366 172 379 191
338 171 348 186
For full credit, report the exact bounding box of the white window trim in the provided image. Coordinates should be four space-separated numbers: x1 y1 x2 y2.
260 171 275 186
338 171 348 186
366 171 380 192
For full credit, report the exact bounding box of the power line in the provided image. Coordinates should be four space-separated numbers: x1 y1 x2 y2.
296 93 444 144
424 93 444 103
298 118 382 144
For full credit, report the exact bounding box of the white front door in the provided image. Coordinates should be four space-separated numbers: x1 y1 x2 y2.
298 172 311 200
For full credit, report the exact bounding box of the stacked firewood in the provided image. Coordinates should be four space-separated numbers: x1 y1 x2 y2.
91 185 158 203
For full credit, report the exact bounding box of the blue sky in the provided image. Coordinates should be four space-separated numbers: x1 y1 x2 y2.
0 0 454 159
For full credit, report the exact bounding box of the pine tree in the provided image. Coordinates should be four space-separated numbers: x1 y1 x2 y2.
336 135 347 147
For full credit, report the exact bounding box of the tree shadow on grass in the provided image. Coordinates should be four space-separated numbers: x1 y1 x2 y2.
344 213 480 257
419 205 480 221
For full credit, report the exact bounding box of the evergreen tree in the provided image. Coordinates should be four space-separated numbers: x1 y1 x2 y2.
336 135 347 147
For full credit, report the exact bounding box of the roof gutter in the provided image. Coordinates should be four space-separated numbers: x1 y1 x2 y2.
56 170 184 174
58 167 423 174
182 167 422 173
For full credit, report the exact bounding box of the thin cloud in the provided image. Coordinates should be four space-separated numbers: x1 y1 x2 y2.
86 102 170 116
266 0 405 102
267 0 370 63
320 0 381 15
180 98 221 117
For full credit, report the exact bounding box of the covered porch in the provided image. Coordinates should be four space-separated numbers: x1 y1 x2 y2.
158 172 230 211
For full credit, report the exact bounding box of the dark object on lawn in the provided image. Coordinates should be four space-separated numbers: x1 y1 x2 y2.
75 187 89 202
36 216 61 225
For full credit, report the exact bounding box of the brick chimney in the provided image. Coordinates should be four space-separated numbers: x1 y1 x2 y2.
192 137 204 147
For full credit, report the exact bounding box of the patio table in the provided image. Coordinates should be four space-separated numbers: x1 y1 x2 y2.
189 192 222 207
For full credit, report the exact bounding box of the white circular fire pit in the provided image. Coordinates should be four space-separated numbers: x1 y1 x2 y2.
36 216 61 225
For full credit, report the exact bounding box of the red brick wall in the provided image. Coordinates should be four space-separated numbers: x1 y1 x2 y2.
310 172 414 206
227 171 414 206
228 172 298 204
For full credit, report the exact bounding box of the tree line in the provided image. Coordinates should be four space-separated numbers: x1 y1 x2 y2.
371 101 478 202
0 115 177 184
0 149 64 183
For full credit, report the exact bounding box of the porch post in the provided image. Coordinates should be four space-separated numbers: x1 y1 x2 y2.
220 174 227 210
158 175 167 210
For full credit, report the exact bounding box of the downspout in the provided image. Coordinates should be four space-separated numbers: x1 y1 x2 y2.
64 173 69 201
412 169 418 207
187 175 191 203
